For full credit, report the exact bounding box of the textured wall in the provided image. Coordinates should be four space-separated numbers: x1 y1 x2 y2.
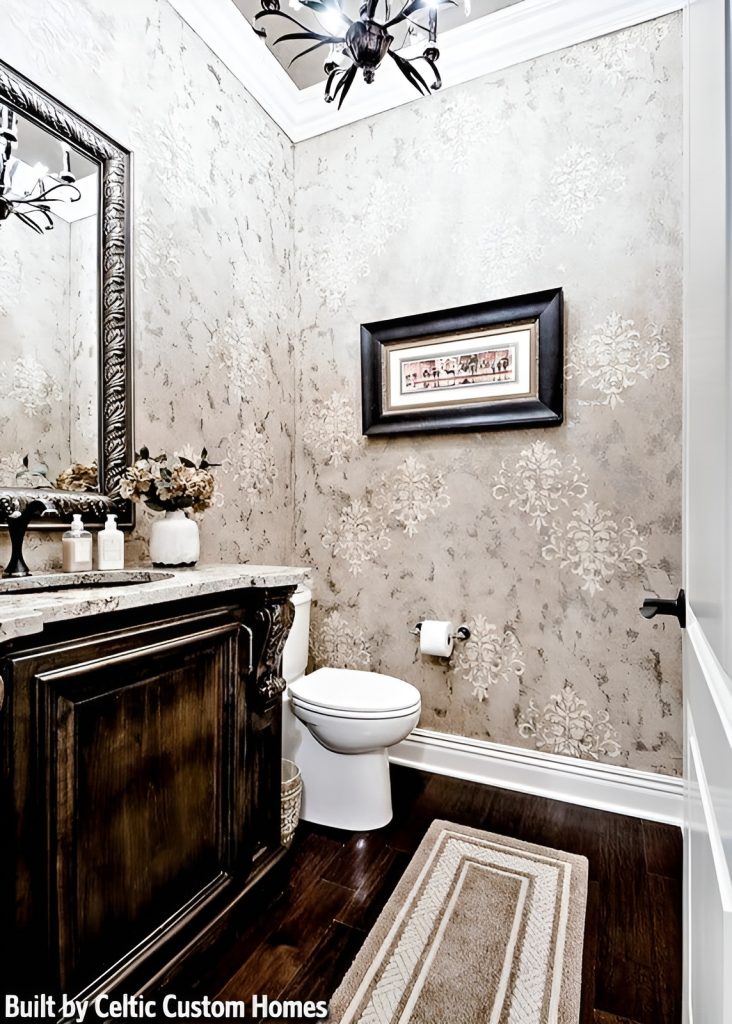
293 16 683 775
0 0 295 568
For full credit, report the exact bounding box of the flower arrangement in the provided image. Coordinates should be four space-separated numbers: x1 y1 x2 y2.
56 460 98 492
118 446 217 514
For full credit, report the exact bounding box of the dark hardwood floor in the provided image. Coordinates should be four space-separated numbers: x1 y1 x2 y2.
209 767 682 1023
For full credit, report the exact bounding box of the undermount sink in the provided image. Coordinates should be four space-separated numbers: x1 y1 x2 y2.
0 570 174 595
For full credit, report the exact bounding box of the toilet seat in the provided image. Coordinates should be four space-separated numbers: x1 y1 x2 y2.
289 667 421 717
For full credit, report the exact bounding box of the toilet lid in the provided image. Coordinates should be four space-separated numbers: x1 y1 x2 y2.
289 667 421 715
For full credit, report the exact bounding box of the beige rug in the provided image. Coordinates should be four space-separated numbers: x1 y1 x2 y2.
328 819 588 1024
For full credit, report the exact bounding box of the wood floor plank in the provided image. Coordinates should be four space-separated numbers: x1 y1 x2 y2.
648 874 683 1023
335 845 410 932
256 922 365 1022
641 819 683 879
580 880 600 1024
216 878 352 1002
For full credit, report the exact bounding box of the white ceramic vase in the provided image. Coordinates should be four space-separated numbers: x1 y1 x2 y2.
149 510 200 568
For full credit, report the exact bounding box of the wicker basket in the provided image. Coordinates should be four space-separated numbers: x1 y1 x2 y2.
281 759 302 848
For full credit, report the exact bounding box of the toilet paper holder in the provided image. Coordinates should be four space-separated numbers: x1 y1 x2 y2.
410 622 471 642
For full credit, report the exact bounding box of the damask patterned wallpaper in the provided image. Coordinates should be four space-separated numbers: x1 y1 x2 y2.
0 3 683 776
293 16 683 775
0 0 296 568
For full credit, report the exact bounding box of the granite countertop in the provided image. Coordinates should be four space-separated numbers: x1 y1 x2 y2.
0 564 310 643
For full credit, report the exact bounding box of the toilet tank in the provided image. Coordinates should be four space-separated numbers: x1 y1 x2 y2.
282 584 312 684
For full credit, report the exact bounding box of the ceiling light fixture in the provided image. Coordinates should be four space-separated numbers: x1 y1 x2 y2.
0 107 81 235
254 0 460 108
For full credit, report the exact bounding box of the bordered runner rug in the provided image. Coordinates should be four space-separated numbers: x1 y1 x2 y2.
328 819 588 1024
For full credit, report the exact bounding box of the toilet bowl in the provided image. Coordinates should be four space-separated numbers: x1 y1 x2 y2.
282 587 421 831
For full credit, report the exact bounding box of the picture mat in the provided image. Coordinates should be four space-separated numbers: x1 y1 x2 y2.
384 321 537 414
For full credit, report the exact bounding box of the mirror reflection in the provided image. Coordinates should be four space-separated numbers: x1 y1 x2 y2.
0 109 100 492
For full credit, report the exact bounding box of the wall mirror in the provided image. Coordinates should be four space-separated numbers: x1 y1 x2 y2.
0 59 133 529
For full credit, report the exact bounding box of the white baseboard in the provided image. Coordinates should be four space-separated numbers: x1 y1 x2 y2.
390 728 683 825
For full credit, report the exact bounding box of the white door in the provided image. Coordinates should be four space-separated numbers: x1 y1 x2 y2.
683 0 732 1019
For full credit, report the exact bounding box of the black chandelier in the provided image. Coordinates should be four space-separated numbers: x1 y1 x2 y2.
254 0 458 108
0 107 81 235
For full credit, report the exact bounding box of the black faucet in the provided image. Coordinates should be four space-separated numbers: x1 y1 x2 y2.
2 497 58 578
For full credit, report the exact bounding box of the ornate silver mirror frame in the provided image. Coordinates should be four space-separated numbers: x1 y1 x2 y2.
0 58 133 530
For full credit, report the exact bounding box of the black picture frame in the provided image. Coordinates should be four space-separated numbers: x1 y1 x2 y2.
361 288 564 437
0 58 134 530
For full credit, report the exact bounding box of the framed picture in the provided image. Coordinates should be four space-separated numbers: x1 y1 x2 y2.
361 288 563 436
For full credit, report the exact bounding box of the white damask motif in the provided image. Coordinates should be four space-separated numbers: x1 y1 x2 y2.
312 609 372 670
492 441 588 531
221 424 278 498
131 118 195 211
375 456 450 537
542 500 647 595
137 212 182 291
434 92 508 170
0 250 21 316
6 0 104 74
454 615 525 701
547 145 626 234
0 451 26 488
302 392 359 466
591 20 671 86
207 317 266 401
567 314 671 408
321 498 390 576
1 355 63 414
474 217 543 284
302 179 409 312
518 683 621 760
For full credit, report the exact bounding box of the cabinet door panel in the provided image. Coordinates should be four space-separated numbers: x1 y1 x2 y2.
6 611 250 993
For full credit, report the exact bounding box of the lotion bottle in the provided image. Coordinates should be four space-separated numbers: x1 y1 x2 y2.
62 514 93 572
97 514 124 570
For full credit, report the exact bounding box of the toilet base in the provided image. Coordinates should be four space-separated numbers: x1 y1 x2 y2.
283 696 394 831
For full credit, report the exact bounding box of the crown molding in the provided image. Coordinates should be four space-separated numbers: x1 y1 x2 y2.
168 0 684 142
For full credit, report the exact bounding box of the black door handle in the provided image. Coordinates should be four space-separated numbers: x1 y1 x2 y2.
640 588 686 629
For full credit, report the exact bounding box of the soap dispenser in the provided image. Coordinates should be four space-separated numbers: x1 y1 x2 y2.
97 514 125 570
62 514 93 572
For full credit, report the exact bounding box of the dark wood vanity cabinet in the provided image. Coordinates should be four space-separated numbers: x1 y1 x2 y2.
0 586 295 1004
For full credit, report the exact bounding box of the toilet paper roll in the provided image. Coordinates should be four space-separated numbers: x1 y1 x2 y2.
419 620 454 658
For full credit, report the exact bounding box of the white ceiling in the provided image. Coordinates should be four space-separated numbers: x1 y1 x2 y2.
168 0 684 143
231 0 523 90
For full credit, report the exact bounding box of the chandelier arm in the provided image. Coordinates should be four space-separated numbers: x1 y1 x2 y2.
13 210 47 234
335 64 357 109
34 181 82 203
273 30 342 45
254 9 324 32
389 49 431 95
421 54 442 90
324 66 343 101
288 39 341 66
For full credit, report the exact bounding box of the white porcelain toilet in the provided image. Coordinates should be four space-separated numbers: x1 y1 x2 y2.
282 586 421 831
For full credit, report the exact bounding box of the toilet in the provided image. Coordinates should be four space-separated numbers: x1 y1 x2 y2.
282 585 421 831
